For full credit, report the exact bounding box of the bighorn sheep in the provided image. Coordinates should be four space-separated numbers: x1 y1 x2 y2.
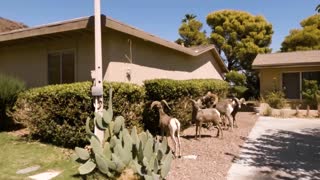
188 99 223 139
201 92 246 129
151 100 181 157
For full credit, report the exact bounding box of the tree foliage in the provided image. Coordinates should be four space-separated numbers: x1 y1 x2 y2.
176 14 208 47
225 70 248 97
206 10 273 71
281 14 320 52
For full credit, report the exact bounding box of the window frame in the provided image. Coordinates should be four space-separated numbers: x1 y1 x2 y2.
281 70 320 100
47 49 77 85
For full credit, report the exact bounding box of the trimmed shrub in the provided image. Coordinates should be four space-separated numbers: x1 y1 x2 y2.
143 79 229 133
0 74 25 130
13 82 145 148
264 90 286 109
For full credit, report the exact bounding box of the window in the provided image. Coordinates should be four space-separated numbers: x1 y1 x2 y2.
282 71 320 99
48 50 75 84
302 71 320 86
282 72 300 99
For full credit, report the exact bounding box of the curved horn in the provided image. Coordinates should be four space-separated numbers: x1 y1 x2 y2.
239 98 246 104
207 92 219 105
189 99 197 106
150 101 161 109
161 100 171 110
233 97 240 104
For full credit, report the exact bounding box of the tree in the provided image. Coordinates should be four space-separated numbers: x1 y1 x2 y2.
206 10 273 71
176 14 208 47
225 70 248 97
281 14 320 52
206 10 273 98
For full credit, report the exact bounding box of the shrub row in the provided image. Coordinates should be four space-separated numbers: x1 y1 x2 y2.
143 79 229 133
13 79 228 148
13 82 145 148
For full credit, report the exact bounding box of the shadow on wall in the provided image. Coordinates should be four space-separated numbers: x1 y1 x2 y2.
235 128 320 179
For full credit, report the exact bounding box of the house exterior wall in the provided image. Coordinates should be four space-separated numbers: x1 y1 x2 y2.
259 66 320 96
0 29 224 87
102 29 224 85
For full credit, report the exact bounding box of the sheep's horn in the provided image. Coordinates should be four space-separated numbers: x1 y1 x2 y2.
161 100 171 110
151 101 161 109
207 92 219 105
239 98 246 104
233 97 240 105
189 99 197 105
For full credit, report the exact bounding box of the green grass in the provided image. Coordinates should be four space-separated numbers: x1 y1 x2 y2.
0 132 80 180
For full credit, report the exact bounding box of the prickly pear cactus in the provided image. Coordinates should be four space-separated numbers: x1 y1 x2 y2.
72 89 173 179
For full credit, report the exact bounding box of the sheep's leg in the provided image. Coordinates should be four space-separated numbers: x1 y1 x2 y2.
199 122 203 138
161 129 164 142
226 114 233 131
175 119 182 157
232 113 238 128
217 124 223 138
169 121 178 157
195 123 199 139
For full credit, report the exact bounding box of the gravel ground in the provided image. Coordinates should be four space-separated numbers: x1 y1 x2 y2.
166 112 258 180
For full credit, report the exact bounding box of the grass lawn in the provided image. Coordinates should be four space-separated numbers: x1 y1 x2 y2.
0 131 80 179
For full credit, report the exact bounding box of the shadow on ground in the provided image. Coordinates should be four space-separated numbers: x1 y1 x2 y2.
235 128 320 179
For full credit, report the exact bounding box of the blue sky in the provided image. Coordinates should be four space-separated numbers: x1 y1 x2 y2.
0 0 318 52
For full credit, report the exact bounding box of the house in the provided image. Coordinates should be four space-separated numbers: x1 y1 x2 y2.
252 50 320 100
0 15 227 88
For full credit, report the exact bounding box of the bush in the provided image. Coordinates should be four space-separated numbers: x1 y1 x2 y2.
302 79 319 108
13 82 145 148
143 79 229 133
0 74 25 130
264 90 286 109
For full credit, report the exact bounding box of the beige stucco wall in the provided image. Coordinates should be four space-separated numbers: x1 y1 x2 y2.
102 29 224 85
259 66 320 96
0 28 224 88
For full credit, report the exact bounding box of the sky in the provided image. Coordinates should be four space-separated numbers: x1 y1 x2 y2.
0 0 319 52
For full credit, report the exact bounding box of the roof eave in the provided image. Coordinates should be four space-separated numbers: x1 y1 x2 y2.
253 62 320 69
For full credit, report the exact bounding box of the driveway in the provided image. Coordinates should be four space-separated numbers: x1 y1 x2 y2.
227 116 320 180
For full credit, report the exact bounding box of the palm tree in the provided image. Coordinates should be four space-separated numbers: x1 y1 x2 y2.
182 14 197 23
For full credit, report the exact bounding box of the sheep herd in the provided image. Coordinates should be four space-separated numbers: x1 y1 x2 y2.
150 91 246 158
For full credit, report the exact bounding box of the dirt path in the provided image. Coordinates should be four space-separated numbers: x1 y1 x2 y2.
227 117 320 180
167 112 258 180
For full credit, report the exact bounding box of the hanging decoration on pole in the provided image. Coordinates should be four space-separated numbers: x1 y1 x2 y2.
91 0 104 143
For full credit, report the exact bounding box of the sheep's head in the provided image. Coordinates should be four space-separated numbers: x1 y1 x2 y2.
201 91 219 108
151 100 172 111
188 99 200 109
233 97 246 109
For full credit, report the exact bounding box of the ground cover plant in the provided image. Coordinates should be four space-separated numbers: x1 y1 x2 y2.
0 132 78 180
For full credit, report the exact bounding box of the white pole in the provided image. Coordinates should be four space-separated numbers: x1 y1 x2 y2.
93 0 104 143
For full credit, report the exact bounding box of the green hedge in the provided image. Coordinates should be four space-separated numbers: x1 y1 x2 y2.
143 79 229 133
13 79 228 148
13 82 145 148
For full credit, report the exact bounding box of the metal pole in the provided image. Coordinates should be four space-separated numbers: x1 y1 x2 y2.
92 0 104 143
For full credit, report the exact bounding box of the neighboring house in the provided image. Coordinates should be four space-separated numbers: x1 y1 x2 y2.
252 50 320 100
0 17 27 33
0 15 227 88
